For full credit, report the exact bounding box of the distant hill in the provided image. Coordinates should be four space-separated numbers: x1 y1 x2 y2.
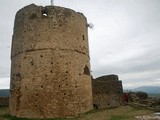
132 86 160 94
0 89 9 97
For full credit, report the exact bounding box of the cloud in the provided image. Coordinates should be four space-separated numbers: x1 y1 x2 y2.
0 78 10 89
89 1 160 90
0 0 160 89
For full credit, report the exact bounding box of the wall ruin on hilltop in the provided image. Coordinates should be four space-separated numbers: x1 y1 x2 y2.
0 97 9 107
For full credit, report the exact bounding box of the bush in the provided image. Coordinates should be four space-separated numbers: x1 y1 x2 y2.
135 92 148 100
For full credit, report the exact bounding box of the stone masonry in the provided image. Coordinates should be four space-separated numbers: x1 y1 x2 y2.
10 4 93 118
0 97 9 107
92 74 123 109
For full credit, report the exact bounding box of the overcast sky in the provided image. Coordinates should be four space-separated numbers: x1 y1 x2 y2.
0 0 160 89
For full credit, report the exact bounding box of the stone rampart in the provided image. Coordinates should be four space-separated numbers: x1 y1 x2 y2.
92 74 123 109
0 97 9 107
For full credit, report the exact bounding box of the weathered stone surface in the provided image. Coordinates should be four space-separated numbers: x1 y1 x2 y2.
10 4 92 118
92 74 123 109
0 97 9 107
135 114 160 120
129 92 160 112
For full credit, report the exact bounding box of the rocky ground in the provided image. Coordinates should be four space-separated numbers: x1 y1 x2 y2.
135 114 160 120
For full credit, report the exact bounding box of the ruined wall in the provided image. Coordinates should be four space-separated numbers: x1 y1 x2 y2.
92 74 123 109
0 97 9 107
10 4 92 118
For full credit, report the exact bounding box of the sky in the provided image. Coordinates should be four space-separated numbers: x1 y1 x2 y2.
0 0 160 89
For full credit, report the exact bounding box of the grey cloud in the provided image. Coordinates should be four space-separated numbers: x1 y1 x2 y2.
1 0 160 89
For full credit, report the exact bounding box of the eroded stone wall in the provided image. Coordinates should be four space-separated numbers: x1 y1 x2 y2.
0 97 9 107
92 74 123 109
10 4 92 118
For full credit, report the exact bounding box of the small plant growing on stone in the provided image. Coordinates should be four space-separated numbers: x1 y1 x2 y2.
87 23 94 29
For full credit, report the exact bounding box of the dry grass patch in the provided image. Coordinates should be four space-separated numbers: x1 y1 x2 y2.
78 106 154 120
0 106 154 120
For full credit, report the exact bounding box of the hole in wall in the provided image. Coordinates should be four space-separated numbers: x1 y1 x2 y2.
59 85 61 87
50 70 53 73
40 55 43 58
64 93 66 95
41 85 44 88
42 13 48 16
75 85 77 88
16 73 21 77
45 75 48 77
51 62 53 65
93 104 98 109
42 8 48 17
30 61 34 66
82 35 85 40
66 71 68 74
84 65 90 75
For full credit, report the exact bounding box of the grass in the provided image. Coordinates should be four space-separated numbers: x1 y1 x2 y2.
0 106 154 120
110 115 131 120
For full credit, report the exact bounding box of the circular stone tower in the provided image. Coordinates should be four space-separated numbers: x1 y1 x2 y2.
10 4 93 118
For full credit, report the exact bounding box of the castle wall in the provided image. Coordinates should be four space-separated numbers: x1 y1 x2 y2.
92 75 123 109
10 4 92 118
0 97 9 107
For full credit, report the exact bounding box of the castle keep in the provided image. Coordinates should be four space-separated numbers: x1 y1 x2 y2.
92 75 123 109
10 4 93 118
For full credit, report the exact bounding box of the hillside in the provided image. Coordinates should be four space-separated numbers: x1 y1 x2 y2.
132 86 160 94
0 89 9 97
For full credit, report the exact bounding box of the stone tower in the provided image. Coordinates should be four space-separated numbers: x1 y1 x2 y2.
10 4 93 118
